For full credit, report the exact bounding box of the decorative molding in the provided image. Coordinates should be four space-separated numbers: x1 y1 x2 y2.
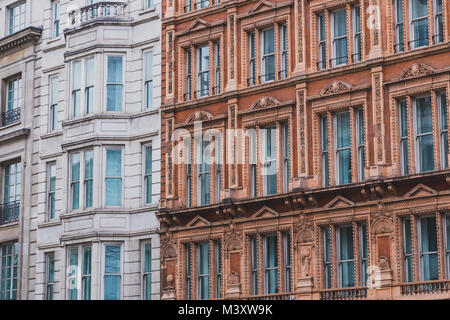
320 81 352 96
400 63 434 80
0 27 42 55
248 0 276 14
186 215 211 228
404 183 438 198
186 18 211 33
251 205 279 219
324 195 355 209
185 111 214 124
249 96 280 111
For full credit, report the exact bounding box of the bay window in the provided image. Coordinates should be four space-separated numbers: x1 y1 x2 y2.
145 51 153 109
409 0 429 49
142 241 152 300
105 148 123 207
261 28 275 83
331 9 348 67
70 150 93 211
196 45 210 98
104 244 121 300
8 2 26 35
68 245 92 300
0 242 18 300
335 112 351 185
414 96 434 173
106 56 123 112
395 0 405 52
262 127 277 196
197 242 210 300
438 92 448 169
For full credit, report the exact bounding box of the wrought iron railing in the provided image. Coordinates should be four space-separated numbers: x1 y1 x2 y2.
1 108 21 127
0 201 20 226
394 42 405 53
329 56 348 67
318 287 368 300
400 280 450 296
68 1 128 26
408 38 429 49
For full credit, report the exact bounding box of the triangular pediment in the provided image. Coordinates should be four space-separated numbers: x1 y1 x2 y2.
252 205 279 218
404 184 437 198
187 215 211 227
186 18 211 32
325 195 355 209
248 0 275 14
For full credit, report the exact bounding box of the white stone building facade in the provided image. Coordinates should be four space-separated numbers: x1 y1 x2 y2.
0 0 161 300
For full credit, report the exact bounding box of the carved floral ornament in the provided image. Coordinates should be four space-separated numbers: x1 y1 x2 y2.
249 96 280 111
320 80 352 96
185 111 213 124
400 63 434 80
162 244 177 259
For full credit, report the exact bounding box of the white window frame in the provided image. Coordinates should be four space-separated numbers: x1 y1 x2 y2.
438 92 448 169
53 1 61 38
47 162 57 221
144 50 154 109
260 27 276 83
417 215 439 281
102 243 123 300
261 126 277 196
196 242 210 300
8 2 26 35
196 45 210 98
69 150 94 212
409 0 429 49
67 244 92 300
105 54 125 112
433 0 444 43
394 0 405 52
49 76 58 132
0 241 19 300
336 225 355 288
331 9 348 67
46 252 55 300
141 240 152 300
143 143 153 205
104 146 124 208
413 95 434 173
352 5 361 62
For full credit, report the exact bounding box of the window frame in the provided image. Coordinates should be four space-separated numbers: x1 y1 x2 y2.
49 76 58 132
53 0 61 38
196 45 210 98
352 5 362 62
260 27 276 83
104 146 124 208
141 240 152 300
356 108 365 182
185 48 192 100
281 122 290 193
317 13 327 70
279 23 288 79
336 225 355 288
213 42 221 95
197 139 211 206
143 144 153 205
261 126 277 196
263 234 279 294
413 95 434 173
394 0 406 52
248 32 256 86
409 0 429 49
438 92 448 169
144 50 154 109
8 2 26 35
46 252 55 300
67 244 92 300
402 217 414 282
102 243 123 300
47 162 57 221
105 54 125 112
250 236 258 295
398 99 410 175
196 242 210 300
0 241 19 300
330 8 348 67
69 150 94 212
334 111 352 185
418 215 439 281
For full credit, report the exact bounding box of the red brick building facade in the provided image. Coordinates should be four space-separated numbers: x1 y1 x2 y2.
159 0 450 300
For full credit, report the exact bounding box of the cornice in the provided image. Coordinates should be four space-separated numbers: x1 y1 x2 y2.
0 27 42 56
0 128 31 145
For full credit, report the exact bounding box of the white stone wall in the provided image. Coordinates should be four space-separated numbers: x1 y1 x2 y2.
29 0 162 300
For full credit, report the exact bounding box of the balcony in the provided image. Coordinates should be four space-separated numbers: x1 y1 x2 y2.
318 287 368 300
0 201 20 226
400 280 450 296
67 1 129 29
1 108 21 127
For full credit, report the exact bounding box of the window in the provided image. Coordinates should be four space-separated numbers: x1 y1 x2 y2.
331 9 348 66
335 112 351 185
356 109 365 181
409 0 429 49
3 76 22 126
48 163 56 220
198 141 210 206
105 148 123 207
399 99 410 175
145 52 153 109
104 245 121 300
196 0 210 10
70 150 93 211
146 0 153 9
337 226 355 288
321 116 330 186
197 242 210 300
213 42 221 95
402 217 414 282
185 244 192 299
280 24 288 78
85 58 94 115
434 0 444 43
185 0 192 13
395 0 405 52
445 215 450 278
264 235 279 294
352 6 362 62
215 138 222 203
8 2 26 35
250 236 258 295
419 216 439 280
185 49 192 100
359 223 369 286
49 77 58 131
68 245 92 300
53 1 60 38
196 45 210 98
414 96 434 172
261 28 275 83
2 161 21 224
107 56 123 112
283 232 291 292
144 146 153 204
317 14 327 69
72 61 82 117
281 123 290 193
248 32 256 85
262 127 277 196
323 227 332 288
214 241 222 298
0 242 18 300
438 92 448 169
46 253 55 300
142 242 152 300
186 141 192 207
249 129 257 197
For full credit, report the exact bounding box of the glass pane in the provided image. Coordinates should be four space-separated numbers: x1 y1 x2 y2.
199 46 209 72
145 147 152 175
421 217 438 280
144 243 152 273
411 0 428 18
413 18 429 46
334 10 347 37
104 275 120 300
108 56 123 83
72 62 81 90
418 134 434 172
106 149 122 177
263 29 275 55
144 274 151 300
107 84 123 112
341 261 355 288
145 52 153 80
337 112 351 148
83 276 91 300
340 226 354 260
105 246 120 274
266 236 278 268
106 179 122 206
86 58 94 86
